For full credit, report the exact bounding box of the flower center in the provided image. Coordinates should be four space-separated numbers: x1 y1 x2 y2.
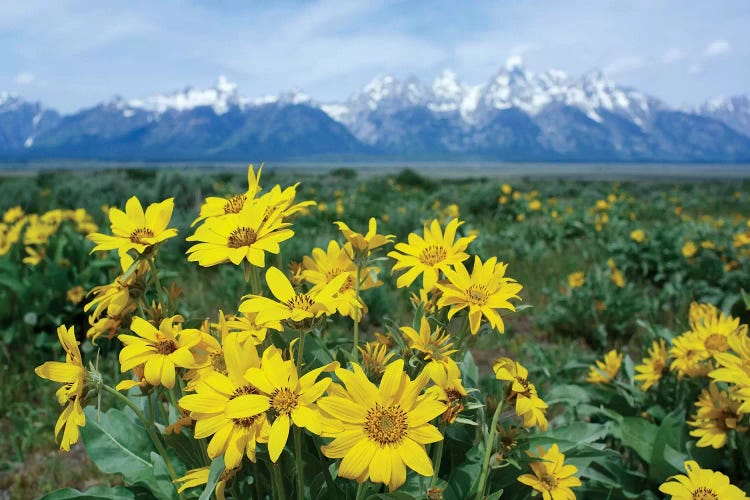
287 294 315 312
704 333 729 353
270 388 299 415
224 194 246 214
445 388 463 404
419 245 447 266
229 385 261 428
466 284 490 306
209 352 227 375
364 404 408 445
129 227 155 244
692 487 719 500
227 227 258 248
155 338 178 355
540 472 557 490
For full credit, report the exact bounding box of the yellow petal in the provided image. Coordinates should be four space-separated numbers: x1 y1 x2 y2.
268 414 290 463
397 438 433 476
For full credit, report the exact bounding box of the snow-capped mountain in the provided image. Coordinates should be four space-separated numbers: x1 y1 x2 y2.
1 63 750 162
0 92 60 150
700 95 750 138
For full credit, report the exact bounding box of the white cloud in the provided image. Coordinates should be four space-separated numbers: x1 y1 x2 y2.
704 39 731 57
15 71 34 85
689 63 703 74
661 48 685 64
604 56 644 75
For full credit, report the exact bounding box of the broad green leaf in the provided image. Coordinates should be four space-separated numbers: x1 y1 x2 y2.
613 416 658 464
443 446 482 500
150 452 179 500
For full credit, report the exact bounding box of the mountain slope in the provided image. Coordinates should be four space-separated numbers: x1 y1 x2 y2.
2 67 750 162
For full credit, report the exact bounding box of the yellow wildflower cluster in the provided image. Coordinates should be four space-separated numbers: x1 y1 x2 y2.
32 165 585 499
1 205 98 264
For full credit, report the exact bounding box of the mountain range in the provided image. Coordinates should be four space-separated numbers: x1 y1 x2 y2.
2 58 750 162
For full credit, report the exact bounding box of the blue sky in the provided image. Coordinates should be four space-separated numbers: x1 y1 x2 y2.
1 0 748 112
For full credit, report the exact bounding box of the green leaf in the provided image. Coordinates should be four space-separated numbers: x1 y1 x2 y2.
150 452 179 500
612 417 659 464
542 384 591 406
38 486 136 500
459 350 479 389
443 446 482 500
198 456 225 500
648 411 686 482
81 407 155 485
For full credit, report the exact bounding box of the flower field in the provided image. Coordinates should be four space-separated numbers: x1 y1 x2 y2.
1 166 749 499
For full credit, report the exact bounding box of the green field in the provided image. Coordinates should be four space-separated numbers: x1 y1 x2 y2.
2 166 749 498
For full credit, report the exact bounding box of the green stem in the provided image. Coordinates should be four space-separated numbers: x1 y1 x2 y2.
475 393 505 500
250 265 262 295
296 330 306 372
253 461 263 500
430 422 447 488
453 315 471 353
350 264 362 361
147 256 165 309
102 385 179 481
293 426 305 500
272 462 287 500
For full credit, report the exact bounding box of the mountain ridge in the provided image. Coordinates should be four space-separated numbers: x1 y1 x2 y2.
2 59 750 162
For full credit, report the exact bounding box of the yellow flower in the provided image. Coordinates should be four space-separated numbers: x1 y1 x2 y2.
238 346 337 462
84 258 146 342
357 341 395 382
427 361 467 424
670 331 712 378
400 317 458 370
493 358 548 431
517 444 581 500
594 199 609 211
688 384 746 449
586 350 622 384
23 245 45 265
630 229 646 243
302 240 381 320
659 460 746 499
183 311 236 390
436 256 523 335
528 200 542 211
567 272 585 288
634 339 669 391
186 197 294 268
334 217 394 257
225 311 281 346
3 205 24 224
179 335 269 467
88 197 178 255
239 266 350 330
691 306 747 358
501 183 512 195
318 360 446 492
710 331 750 413
34 325 86 451
174 466 238 500
682 240 698 258
118 316 201 389
388 218 475 290
66 286 85 305
610 268 625 288
192 164 263 226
